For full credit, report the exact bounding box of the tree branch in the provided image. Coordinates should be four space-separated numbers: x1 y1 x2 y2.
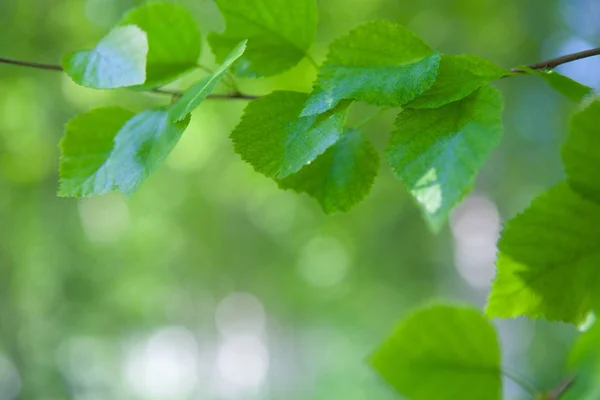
510 47 600 73
0 56 258 101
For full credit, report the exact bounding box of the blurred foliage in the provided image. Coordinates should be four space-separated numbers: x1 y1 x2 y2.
0 0 598 399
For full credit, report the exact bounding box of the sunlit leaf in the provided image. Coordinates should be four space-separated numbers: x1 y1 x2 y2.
302 21 441 116
209 0 318 77
118 1 202 88
62 26 147 89
170 40 246 122
279 129 379 213
406 54 507 109
371 305 502 400
59 107 190 197
486 182 600 323
386 85 503 231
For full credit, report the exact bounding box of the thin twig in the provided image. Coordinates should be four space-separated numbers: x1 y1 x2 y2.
0 56 258 101
545 376 575 400
510 47 600 73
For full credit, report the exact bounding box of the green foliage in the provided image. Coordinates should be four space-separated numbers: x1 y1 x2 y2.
279 129 379 214
209 0 318 77
170 41 247 122
522 67 593 102
387 85 504 231
406 54 507 109
302 21 441 116
118 1 202 88
59 107 189 197
231 91 350 179
371 305 502 400
63 25 148 89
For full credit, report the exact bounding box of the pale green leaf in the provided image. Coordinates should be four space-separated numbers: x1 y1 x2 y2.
371 305 502 400
386 85 504 231
563 100 600 203
486 182 600 323
231 91 350 180
522 67 593 103
279 129 379 213
62 25 148 89
59 107 190 197
302 21 441 116
119 1 202 88
209 0 318 77
170 40 247 122
406 54 507 109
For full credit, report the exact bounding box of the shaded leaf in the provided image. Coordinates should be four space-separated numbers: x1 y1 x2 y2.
563 100 600 203
371 305 502 400
170 40 247 122
63 26 147 89
119 1 202 88
279 129 379 213
231 91 350 180
486 182 600 323
209 0 318 77
522 67 593 102
302 21 441 116
59 107 190 197
407 54 507 109
386 85 504 231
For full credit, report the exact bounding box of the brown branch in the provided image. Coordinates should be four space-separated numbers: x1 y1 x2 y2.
510 47 600 73
0 56 258 101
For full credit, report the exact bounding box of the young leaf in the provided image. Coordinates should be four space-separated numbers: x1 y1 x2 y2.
301 21 441 116
231 91 350 180
371 305 502 400
209 0 318 77
62 26 148 89
170 40 247 122
59 107 190 197
521 67 593 103
563 100 600 203
118 2 202 88
486 182 600 324
406 54 507 109
279 129 379 213
386 85 504 231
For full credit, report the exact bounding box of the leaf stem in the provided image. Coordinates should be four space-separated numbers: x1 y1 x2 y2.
0 56 63 71
545 376 575 400
355 107 393 129
306 53 320 70
501 368 538 397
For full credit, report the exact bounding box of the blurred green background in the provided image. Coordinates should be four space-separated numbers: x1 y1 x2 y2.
1 0 599 399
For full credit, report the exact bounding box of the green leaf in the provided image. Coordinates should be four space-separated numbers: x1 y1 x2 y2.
370 305 502 400
386 85 504 231
118 2 202 88
170 40 247 122
279 129 379 213
59 107 190 197
209 0 318 77
231 91 350 180
302 21 441 116
406 54 507 109
62 25 148 89
486 182 600 323
563 100 600 203
522 67 593 102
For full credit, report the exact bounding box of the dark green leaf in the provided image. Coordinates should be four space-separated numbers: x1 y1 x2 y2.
170 41 247 122
231 91 351 179
371 305 502 400
62 26 148 89
386 85 504 231
59 107 190 197
279 129 379 213
486 182 600 323
563 100 600 203
118 1 202 88
302 21 441 116
406 54 507 109
209 0 318 77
